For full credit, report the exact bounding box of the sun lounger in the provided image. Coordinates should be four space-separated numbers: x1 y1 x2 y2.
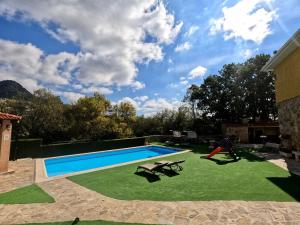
136 163 168 175
155 160 185 171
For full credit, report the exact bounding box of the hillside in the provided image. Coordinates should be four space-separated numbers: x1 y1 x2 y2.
0 80 33 100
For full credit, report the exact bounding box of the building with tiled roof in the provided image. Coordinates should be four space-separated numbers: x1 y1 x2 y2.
0 112 22 120
0 112 22 174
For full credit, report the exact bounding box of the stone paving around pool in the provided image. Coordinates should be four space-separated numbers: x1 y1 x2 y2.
0 159 34 193
1 178 300 225
254 152 300 176
0 155 300 225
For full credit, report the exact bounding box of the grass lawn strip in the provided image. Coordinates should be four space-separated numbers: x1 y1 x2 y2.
69 144 300 202
0 184 54 204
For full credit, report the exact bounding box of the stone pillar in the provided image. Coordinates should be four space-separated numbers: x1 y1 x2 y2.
0 120 13 173
278 96 300 151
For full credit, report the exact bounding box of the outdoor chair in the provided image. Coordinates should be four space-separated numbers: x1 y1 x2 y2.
155 160 185 171
136 162 168 175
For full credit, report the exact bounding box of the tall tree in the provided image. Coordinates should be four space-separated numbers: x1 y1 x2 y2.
28 89 66 142
184 84 201 123
241 54 277 120
184 54 277 123
69 93 111 140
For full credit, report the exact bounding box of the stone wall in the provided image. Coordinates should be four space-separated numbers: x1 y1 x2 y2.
278 96 300 151
224 126 248 143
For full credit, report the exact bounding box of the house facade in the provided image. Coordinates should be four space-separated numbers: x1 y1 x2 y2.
263 29 300 151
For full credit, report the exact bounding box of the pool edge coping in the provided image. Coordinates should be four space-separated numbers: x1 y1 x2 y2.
35 145 191 183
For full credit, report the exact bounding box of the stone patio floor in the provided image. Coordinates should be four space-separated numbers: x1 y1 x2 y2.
254 152 300 176
0 159 34 193
0 155 300 225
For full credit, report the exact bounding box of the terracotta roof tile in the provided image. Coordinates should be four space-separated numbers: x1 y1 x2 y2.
0 112 22 120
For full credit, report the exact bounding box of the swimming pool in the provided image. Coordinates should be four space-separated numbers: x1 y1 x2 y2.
44 145 179 177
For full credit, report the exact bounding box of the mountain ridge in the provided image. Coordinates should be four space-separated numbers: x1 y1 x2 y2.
0 80 33 100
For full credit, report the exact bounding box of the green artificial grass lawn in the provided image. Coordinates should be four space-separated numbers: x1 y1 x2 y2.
18 221 159 225
68 143 300 202
0 184 55 204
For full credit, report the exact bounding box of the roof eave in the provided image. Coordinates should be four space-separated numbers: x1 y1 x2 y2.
262 29 300 72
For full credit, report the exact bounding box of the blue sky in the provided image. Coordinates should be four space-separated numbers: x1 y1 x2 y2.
0 0 299 115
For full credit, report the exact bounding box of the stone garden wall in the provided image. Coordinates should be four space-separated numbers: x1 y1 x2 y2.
278 96 300 151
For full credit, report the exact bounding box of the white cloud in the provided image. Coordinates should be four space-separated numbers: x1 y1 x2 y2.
117 96 181 116
210 0 277 44
134 95 149 102
131 81 145 90
0 39 42 91
39 52 79 85
73 84 83 90
81 86 113 95
185 25 199 37
180 80 189 85
0 39 79 91
143 2 183 44
168 83 179 88
118 97 139 109
188 66 207 79
59 91 85 102
0 0 182 89
243 49 253 59
175 42 192 52
142 98 181 116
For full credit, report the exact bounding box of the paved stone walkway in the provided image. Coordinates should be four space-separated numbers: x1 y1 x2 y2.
1 178 300 225
254 152 300 176
0 159 34 193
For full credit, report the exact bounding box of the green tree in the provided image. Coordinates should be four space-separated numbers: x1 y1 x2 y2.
69 93 111 140
241 54 277 120
110 101 137 138
28 89 66 142
184 54 277 123
0 99 30 138
184 84 201 124
113 102 136 124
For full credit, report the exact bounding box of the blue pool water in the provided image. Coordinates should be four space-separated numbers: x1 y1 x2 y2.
44 146 178 177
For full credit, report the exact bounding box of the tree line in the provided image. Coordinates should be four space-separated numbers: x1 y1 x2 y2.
0 54 277 143
135 54 277 136
1 90 136 143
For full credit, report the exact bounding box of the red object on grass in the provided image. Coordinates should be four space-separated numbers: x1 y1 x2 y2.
207 146 224 158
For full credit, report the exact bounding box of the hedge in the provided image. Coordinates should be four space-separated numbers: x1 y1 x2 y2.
10 139 43 160
10 137 146 160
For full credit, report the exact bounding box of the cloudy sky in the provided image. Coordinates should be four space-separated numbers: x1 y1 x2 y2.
0 0 299 115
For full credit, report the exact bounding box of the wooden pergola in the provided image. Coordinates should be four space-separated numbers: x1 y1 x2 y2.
0 112 22 174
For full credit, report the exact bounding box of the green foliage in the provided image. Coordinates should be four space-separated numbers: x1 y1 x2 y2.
1 91 137 143
184 54 277 123
67 94 137 140
0 184 54 204
133 107 192 136
28 89 67 142
67 93 112 139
